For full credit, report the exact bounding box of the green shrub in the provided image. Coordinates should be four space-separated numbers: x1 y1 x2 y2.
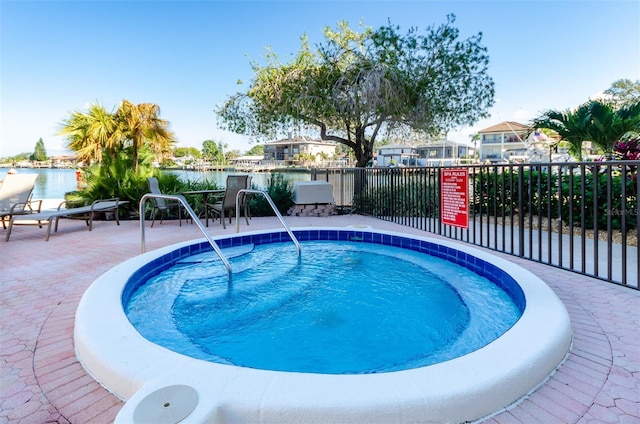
355 166 637 232
248 173 294 216
63 191 87 209
353 170 439 217
558 171 637 230
71 152 150 217
473 168 637 231
69 155 222 219
472 169 561 218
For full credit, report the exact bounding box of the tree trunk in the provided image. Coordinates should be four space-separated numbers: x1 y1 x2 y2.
354 151 369 167
353 134 374 168
132 145 139 172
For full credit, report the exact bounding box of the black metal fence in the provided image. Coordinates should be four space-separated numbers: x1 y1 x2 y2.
312 161 639 290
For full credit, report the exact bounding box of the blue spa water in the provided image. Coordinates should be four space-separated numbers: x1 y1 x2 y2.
125 241 521 374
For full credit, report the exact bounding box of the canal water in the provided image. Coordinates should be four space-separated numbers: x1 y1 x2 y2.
0 168 311 200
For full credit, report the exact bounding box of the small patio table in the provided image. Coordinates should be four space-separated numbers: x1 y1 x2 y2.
182 189 224 226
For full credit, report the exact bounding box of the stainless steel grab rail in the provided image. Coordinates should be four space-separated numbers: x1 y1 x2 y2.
235 189 301 256
139 193 233 281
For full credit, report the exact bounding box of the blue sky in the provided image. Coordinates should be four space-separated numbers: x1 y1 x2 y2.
1 0 639 158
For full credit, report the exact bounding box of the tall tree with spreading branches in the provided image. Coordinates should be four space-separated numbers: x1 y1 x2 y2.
604 79 640 110
216 15 495 167
202 139 226 163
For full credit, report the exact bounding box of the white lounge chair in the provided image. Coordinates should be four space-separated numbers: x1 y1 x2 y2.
0 174 41 229
5 198 128 241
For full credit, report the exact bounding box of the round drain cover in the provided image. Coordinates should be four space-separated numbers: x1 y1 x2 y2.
133 385 198 423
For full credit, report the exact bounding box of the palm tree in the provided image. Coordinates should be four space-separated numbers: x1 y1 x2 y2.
532 100 640 160
318 151 329 166
587 100 640 158
115 100 175 171
61 100 176 170
531 102 592 160
469 133 480 162
60 103 119 164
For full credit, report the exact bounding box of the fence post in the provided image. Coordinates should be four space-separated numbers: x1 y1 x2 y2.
517 165 525 257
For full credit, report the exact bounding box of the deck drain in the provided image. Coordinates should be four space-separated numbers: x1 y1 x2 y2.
133 385 198 423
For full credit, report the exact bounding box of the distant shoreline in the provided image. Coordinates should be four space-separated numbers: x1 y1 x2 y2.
0 167 312 200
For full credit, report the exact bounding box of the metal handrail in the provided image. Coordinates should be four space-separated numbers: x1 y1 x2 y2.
139 193 233 281
235 189 301 256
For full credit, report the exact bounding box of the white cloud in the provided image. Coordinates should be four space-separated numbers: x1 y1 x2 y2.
513 108 531 121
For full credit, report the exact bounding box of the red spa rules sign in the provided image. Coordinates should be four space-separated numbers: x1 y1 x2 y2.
440 169 469 229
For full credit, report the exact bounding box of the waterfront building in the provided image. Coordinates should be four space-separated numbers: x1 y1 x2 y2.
415 140 472 166
477 121 530 163
375 144 417 167
263 136 337 166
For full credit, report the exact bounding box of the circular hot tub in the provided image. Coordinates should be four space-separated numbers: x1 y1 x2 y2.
75 227 572 423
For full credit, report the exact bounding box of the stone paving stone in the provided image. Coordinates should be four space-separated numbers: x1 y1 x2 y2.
45 375 96 401
529 389 583 422
608 383 640 402
0 345 25 358
572 347 613 368
60 388 110 417
507 405 547 423
562 360 609 387
553 368 603 397
620 416 640 424
492 413 525 423
594 391 618 407
3 351 33 365
33 356 77 379
0 391 33 411
36 366 87 393
614 398 640 417
32 350 74 369
577 338 612 355
588 403 624 422
2 217 638 423
88 403 121 424
35 331 69 349
67 394 121 424
5 398 43 421
517 399 567 423
54 378 105 409
15 410 53 424
570 353 611 374
608 372 639 389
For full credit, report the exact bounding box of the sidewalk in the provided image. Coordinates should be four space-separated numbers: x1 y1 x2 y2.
1 215 638 423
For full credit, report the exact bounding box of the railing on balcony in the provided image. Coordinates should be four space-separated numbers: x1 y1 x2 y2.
312 162 639 290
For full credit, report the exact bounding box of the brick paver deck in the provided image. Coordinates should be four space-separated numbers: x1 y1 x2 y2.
1 215 638 423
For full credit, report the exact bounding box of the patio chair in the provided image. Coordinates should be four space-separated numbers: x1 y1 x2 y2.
242 175 253 220
147 177 184 227
0 173 42 229
206 175 250 229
